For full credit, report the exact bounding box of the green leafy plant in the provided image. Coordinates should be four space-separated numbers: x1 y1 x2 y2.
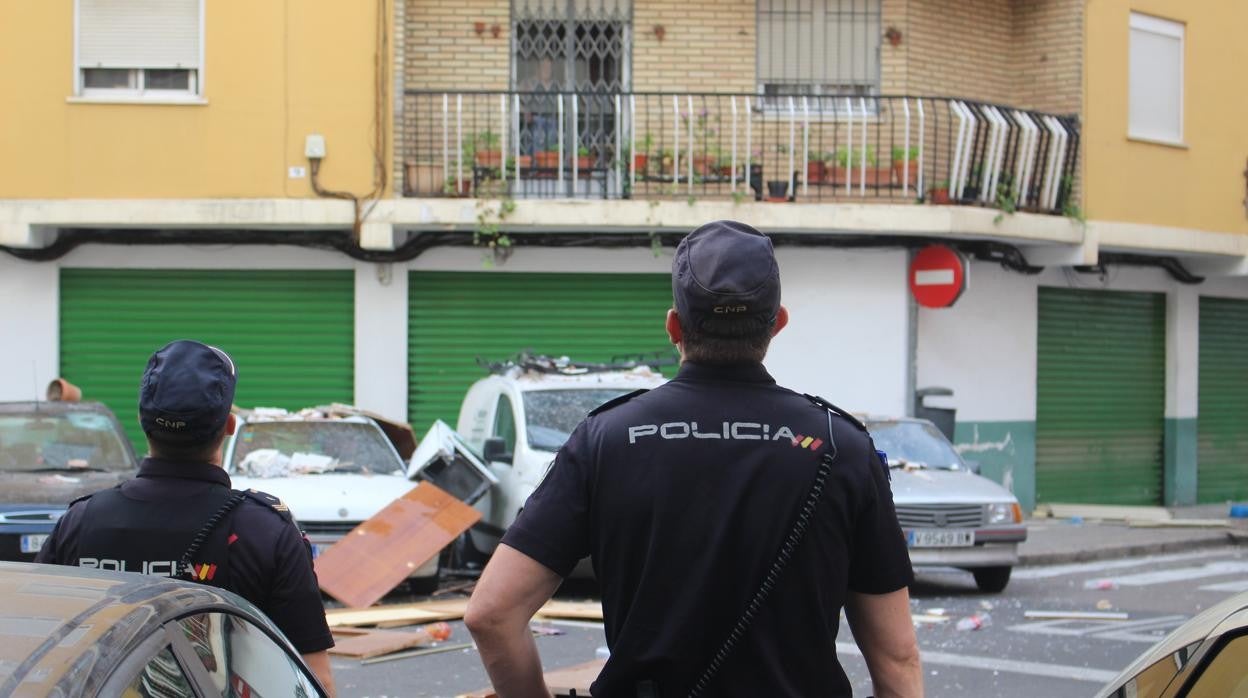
834 146 877 168
473 197 517 267
891 145 919 162
577 145 591 157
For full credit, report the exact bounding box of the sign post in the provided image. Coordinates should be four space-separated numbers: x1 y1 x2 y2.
909 244 967 308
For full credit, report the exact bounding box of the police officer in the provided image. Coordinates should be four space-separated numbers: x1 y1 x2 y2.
466 221 922 697
37 340 337 696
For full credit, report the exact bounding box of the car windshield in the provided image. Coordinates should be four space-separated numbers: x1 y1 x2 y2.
228 421 402 477
0 411 132 472
523 389 633 451
867 420 965 470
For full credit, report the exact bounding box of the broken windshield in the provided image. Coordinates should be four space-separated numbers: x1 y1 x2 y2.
522 389 632 452
867 420 965 470
229 421 402 477
0 412 133 473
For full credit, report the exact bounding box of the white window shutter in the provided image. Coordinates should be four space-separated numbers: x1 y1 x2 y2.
79 0 200 69
1128 13 1183 143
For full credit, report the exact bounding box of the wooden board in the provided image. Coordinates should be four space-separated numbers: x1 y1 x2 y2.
1036 503 1172 522
325 598 472 627
315 482 481 609
534 600 604 621
458 658 606 698
1128 518 1229 528
329 627 447 659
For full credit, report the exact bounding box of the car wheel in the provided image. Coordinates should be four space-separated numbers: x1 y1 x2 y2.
972 566 1011 593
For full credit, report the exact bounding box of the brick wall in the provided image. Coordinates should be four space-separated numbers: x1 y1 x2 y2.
404 0 510 91
1011 0 1082 116
901 0 1015 104
633 0 755 93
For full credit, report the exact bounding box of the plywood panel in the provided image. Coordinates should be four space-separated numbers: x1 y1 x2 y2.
315 482 481 608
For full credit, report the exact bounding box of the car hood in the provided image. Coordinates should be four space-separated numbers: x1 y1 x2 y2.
890 468 1017 504
0 470 132 507
229 472 415 523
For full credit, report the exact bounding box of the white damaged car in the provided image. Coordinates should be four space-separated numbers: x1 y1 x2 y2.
224 409 440 593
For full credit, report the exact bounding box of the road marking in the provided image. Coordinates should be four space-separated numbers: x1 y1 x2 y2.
1201 579 1248 593
1108 561 1248 587
1009 615 1188 644
1014 549 1230 580
836 642 1118 683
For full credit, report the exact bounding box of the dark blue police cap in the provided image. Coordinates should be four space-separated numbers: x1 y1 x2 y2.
672 220 781 337
139 340 237 443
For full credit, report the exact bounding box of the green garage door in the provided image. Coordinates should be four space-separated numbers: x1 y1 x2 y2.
60 269 355 451
1036 287 1165 504
408 271 674 430
1198 296 1248 503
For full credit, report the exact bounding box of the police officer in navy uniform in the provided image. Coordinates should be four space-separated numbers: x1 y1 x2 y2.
466 221 923 697
37 340 337 696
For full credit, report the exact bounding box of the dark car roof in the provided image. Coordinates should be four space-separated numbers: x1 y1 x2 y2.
0 562 282 696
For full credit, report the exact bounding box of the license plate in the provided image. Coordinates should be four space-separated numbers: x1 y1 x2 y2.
20 534 48 553
907 529 974 548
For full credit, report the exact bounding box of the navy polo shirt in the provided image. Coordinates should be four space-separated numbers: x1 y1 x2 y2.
37 457 333 655
502 361 914 697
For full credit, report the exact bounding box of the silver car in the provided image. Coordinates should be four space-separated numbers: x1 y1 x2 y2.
866 417 1027 593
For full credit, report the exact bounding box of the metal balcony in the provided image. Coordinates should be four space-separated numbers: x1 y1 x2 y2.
401 91 1079 216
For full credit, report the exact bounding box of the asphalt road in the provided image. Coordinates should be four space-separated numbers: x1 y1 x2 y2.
330 545 1248 697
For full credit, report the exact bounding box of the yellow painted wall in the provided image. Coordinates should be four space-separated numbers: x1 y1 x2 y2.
0 2 391 199
1084 0 1248 235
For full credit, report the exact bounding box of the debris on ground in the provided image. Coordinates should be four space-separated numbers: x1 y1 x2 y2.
534 600 605 622
1083 578 1119 590
1033 503 1172 524
362 642 474 666
955 612 991 631
459 658 607 698
1095 599 1114 611
407 420 498 504
326 599 471 628
315 482 480 608
329 622 453 659
530 624 566 637
1023 610 1129 621
1128 518 1230 528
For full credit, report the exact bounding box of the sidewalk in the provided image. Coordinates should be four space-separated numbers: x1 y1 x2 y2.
1019 503 1248 566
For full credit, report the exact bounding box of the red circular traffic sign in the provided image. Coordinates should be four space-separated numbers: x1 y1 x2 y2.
909 244 967 308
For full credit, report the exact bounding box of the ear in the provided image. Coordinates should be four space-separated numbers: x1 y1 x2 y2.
224 412 238 436
666 308 683 345
770 305 789 337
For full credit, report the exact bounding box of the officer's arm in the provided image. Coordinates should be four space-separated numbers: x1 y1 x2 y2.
465 543 563 697
300 651 336 697
845 588 923 698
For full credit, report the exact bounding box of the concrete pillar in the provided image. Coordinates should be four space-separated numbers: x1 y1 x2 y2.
1164 286 1199 506
0 256 59 400
353 262 409 422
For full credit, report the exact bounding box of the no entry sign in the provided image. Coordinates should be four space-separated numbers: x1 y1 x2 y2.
909 244 967 308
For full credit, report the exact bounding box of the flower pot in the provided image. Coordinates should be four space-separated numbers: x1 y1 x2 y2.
444 178 471 197
892 160 919 187
692 155 715 176
928 187 951 205
766 180 790 200
861 167 891 187
46 378 82 402
717 164 734 177
571 155 593 170
806 161 827 184
633 154 648 173
826 166 848 186
534 150 560 169
475 150 503 168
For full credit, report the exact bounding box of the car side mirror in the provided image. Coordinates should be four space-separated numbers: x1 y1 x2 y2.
483 437 513 465
964 459 982 475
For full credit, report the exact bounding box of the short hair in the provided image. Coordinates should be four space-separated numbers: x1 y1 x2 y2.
146 427 227 464
679 316 774 364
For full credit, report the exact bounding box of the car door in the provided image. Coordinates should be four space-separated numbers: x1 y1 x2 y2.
170 611 325 697
487 392 527 533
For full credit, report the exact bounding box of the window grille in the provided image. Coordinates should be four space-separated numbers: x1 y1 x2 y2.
757 0 880 110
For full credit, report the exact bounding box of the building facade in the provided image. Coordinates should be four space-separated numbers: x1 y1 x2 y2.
1 0 1245 509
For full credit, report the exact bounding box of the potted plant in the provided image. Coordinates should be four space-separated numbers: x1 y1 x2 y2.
474 130 503 168
766 179 790 201
891 146 919 187
657 147 675 177
633 133 653 174
534 148 560 169
715 152 735 178
806 155 827 185
442 174 471 197
572 145 593 171
928 180 951 204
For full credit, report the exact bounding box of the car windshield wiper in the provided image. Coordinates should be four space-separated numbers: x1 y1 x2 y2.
26 466 111 473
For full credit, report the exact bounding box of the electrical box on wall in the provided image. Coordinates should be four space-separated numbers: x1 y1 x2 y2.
305 134 327 159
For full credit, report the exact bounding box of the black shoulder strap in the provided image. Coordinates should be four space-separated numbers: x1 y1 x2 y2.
588 388 648 416
178 490 248 581
802 393 868 434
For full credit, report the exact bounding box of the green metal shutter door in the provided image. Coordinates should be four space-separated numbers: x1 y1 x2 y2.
1036 287 1165 504
408 271 674 430
60 269 355 451
1198 296 1248 503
